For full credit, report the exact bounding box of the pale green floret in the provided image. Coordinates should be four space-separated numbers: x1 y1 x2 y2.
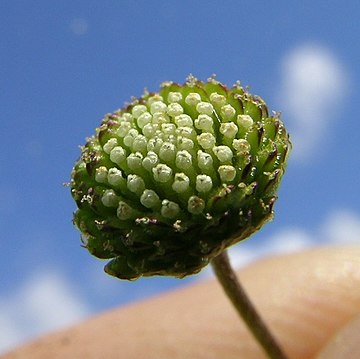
137 112 152 129
161 199 180 218
121 113 134 123
165 134 176 145
140 189 161 208
131 104 147 119
117 121 132 137
197 150 214 171
147 137 164 153
153 129 164 141
103 138 118 154
117 201 135 220
152 112 169 125
218 165 237 182
187 195 205 214
123 129 139 147
185 92 201 106
209 92 227 107
132 135 148 153
127 174 145 194
142 123 158 138
172 172 190 193
177 126 196 140
213 145 233 163
197 133 216 149
220 122 238 138
196 101 214 116
107 167 123 187
161 123 177 137
237 114 254 129
127 152 144 171
95 166 108 183
167 103 184 117
195 114 214 132
220 104 236 120
167 91 183 103
150 101 167 115
101 189 119 207
196 174 213 192
147 94 163 105
109 146 127 165
142 151 159 171
232 139 251 154
159 142 176 162
177 137 194 151
175 114 194 128
175 150 193 170
152 163 173 183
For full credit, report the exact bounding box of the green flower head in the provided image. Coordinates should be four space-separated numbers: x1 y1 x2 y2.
70 75 291 280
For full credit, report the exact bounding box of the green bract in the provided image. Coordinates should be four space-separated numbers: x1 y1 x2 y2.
71 76 290 280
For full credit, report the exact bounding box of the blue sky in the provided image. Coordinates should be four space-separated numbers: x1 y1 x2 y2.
1 0 360 353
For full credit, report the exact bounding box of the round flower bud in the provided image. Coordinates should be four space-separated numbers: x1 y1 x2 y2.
71 75 291 280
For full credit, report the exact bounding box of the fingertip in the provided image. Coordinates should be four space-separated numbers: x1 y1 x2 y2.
316 314 360 359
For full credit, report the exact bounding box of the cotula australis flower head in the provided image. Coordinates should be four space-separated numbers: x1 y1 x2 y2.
70 75 291 280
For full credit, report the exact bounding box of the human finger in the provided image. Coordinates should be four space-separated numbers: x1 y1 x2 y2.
2 245 360 359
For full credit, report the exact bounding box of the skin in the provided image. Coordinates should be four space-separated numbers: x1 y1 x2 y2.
2 245 360 359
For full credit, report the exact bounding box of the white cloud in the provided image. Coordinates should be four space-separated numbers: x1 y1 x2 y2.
278 43 349 161
321 209 360 245
0 316 21 354
0 270 90 355
259 228 314 254
228 208 360 269
229 228 313 269
228 246 261 269
69 18 89 35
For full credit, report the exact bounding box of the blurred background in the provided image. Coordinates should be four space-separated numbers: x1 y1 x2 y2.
1 0 359 354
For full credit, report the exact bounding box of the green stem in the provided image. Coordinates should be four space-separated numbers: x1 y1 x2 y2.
211 250 289 359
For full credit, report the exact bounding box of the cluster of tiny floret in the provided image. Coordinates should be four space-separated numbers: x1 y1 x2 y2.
94 88 257 220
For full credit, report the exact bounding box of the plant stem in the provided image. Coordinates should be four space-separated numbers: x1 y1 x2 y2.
211 250 289 359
